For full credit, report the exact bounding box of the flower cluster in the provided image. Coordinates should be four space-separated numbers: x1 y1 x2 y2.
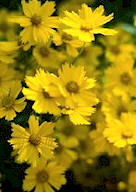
1 0 136 192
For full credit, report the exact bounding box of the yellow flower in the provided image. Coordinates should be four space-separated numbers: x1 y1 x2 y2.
104 113 136 148
0 64 18 90
0 41 20 63
10 0 59 45
8 115 57 166
58 63 98 107
0 9 17 40
54 136 78 169
100 26 136 62
62 103 96 125
60 4 116 42
90 121 120 156
23 160 66 192
33 43 66 70
104 54 136 99
23 69 62 115
0 81 26 120
102 92 136 120
53 27 84 57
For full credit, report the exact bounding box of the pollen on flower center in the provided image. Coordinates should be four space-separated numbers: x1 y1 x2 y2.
36 170 49 183
39 47 49 57
66 81 79 93
31 14 42 26
2 96 14 109
120 72 131 85
29 134 41 146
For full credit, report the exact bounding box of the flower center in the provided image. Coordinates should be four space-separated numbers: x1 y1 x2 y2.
120 72 131 85
39 47 49 57
122 130 133 139
31 14 42 26
61 32 72 41
2 96 14 109
42 90 51 99
29 134 41 146
55 145 63 154
36 170 49 183
80 26 92 32
66 81 79 93
117 105 128 117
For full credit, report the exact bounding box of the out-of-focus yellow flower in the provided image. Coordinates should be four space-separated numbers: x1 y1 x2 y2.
54 136 78 169
10 0 59 45
8 115 57 166
104 54 136 99
90 121 120 156
0 81 26 120
60 4 116 42
23 159 66 192
0 41 20 63
128 169 136 192
0 63 18 90
53 27 84 57
23 69 62 115
58 0 94 16
33 43 66 70
100 26 136 62
104 113 136 148
0 9 17 40
102 92 136 120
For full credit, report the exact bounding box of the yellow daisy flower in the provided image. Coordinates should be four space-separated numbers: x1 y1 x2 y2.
58 63 98 107
60 4 116 42
8 115 57 166
104 113 136 148
10 0 59 45
23 69 62 115
0 81 26 120
23 160 66 192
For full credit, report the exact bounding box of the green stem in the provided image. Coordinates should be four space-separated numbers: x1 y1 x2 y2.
71 43 85 65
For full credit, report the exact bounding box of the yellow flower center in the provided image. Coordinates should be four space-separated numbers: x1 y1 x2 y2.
2 96 14 109
61 32 72 41
29 134 41 146
39 47 49 57
36 170 49 183
120 72 131 85
66 81 79 93
31 14 42 26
